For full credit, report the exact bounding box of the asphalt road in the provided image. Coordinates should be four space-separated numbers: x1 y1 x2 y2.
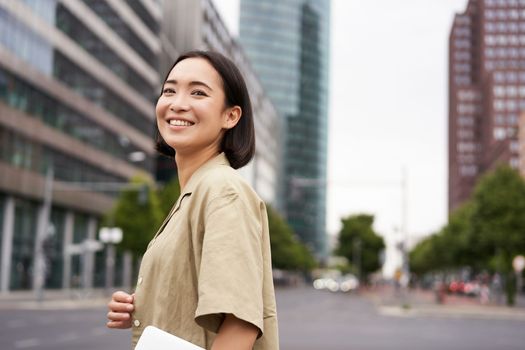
1 286 525 350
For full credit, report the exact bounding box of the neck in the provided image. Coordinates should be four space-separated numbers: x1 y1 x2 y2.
175 146 221 189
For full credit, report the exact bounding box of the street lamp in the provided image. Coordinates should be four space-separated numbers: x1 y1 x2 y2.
99 227 123 294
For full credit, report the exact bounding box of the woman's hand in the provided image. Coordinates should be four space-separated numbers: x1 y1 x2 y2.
107 291 134 329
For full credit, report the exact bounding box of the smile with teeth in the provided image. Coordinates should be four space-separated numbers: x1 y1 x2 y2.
169 119 194 126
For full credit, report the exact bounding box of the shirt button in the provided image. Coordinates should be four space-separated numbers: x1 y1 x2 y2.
134 319 141 327
138 277 143 285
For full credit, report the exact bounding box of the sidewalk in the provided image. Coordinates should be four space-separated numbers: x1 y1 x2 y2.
0 288 112 310
363 285 525 321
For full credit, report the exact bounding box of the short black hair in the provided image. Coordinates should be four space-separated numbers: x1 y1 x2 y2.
155 50 255 169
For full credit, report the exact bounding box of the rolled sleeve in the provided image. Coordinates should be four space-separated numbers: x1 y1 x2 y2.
194 192 264 336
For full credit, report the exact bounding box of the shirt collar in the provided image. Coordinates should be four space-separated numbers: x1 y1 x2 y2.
150 153 230 242
180 152 230 196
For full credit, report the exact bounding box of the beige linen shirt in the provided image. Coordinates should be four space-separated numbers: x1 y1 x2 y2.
131 153 279 349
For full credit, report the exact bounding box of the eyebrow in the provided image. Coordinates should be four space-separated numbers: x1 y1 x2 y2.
164 79 213 91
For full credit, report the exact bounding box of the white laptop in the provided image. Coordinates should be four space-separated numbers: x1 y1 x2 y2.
136 325 205 350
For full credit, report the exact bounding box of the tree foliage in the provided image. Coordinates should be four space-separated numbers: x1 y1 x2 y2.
335 214 385 280
157 178 181 217
110 176 163 256
409 165 525 305
267 205 316 271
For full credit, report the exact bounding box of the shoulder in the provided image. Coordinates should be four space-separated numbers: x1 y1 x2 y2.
190 165 264 218
198 165 259 198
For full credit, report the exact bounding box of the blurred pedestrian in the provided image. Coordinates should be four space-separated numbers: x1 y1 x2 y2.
480 283 490 305
106 50 279 350
434 279 447 304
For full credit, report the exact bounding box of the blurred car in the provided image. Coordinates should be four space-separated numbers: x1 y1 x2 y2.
448 280 480 296
313 274 359 293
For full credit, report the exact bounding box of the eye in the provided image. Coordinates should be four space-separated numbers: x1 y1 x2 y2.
191 89 208 97
162 87 175 95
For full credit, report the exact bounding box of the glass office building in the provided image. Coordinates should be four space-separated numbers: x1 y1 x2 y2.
0 0 160 292
240 0 330 257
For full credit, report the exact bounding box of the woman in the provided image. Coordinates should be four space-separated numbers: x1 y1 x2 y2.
106 51 279 350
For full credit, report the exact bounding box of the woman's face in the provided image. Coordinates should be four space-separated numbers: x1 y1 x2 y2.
156 57 238 155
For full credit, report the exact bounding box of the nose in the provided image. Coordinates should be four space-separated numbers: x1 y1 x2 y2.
168 92 190 113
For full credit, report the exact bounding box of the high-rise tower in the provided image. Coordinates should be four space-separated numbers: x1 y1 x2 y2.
240 0 330 258
449 0 525 213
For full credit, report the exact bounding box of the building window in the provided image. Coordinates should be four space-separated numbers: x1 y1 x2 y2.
506 86 518 96
10 199 38 290
509 22 519 32
458 116 474 126
460 165 477 176
457 142 476 152
494 99 505 111
45 208 66 289
510 157 519 168
510 141 520 152
507 72 518 82
457 103 476 114
493 85 505 96
506 100 517 111
485 35 496 45
458 90 477 100
494 127 506 140
507 114 518 124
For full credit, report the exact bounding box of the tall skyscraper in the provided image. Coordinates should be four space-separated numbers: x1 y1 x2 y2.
0 0 161 292
449 0 525 213
239 0 330 257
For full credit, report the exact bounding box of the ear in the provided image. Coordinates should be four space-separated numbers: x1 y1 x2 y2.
222 106 242 130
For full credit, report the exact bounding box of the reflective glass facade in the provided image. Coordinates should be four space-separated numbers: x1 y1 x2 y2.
10 199 38 290
45 207 65 289
0 0 161 291
0 68 153 171
126 0 159 34
0 6 54 75
55 3 154 100
70 213 88 288
240 0 330 257
0 126 125 184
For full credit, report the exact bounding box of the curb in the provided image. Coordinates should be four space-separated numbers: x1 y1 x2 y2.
377 305 525 321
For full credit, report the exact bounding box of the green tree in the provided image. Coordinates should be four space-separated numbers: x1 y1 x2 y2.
110 176 163 256
267 205 316 271
410 166 525 305
157 178 181 217
470 165 525 305
335 214 385 280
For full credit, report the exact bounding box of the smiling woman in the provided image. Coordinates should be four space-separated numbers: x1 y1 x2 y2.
155 51 255 171
106 50 279 350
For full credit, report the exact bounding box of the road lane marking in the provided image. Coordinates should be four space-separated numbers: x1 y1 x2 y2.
14 338 40 348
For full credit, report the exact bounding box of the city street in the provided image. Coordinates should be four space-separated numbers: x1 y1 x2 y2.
1 286 525 350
